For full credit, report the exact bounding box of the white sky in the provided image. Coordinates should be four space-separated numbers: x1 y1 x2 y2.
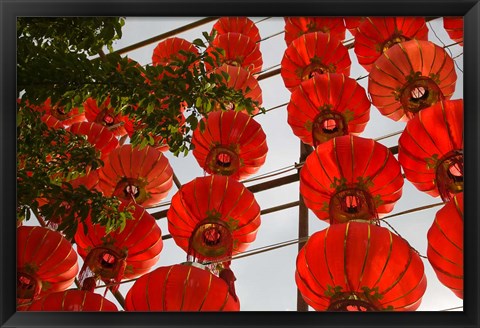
25 16 464 312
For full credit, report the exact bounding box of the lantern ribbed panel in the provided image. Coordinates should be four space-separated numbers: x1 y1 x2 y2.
27 290 118 311
75 202 163 279
284 17 346 46
207 32 263 74
98 144 173 208
68 121 119 159
296 222 427 311
152 37 199 66
192 110 268 180
368 39 457 121
212 17 260 43
398 99 463 198
344 17 366 36
287 73 370 146
125 264 240 311
427 193 463 298
281 32 351 92
354 17 429 72
210 64 263 115
17 226 79 299
300 135 403 222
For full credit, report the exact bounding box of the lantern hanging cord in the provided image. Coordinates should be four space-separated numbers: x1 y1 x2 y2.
254 63 281 76
253 102 288 117
257 30 285 43
254 17 272 24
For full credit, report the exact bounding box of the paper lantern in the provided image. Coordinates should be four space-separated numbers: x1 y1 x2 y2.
207 32 263 74
17 226 79 303
212 17 260 42
75 202 163 291
427 192 463 298
192 110 268 180
98 144 173 208
443 17 463 46
398 99 463 201
368 40 457 121
344 17 366 36
284 17 346 45
32 98 85 127
125 263 240 311
354 17 429 71
281 32 351 91
287 73 370 146
167 175 261 263
296 222 427 311
68 121 118 159
209 64 263 115
83 97 134 137
300 135 403 223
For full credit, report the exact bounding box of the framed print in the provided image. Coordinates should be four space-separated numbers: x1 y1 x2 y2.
2 0 479 327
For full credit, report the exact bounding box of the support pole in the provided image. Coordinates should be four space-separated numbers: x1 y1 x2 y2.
297 142 313 312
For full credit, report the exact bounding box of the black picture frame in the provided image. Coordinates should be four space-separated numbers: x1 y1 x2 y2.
2 0 479 327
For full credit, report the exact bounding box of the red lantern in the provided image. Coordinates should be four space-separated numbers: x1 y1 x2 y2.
287 73 371 146
206 32 263 74
192 110 268 180
41 114 63 129
296 222 427 311
281 32 351 91
368 40 457 121
17 226 79 304
300 135 403 224
427 192 463 299
83 97 134 137
354 17 429 72
284 17 346 45
212 17 260 43
344 17 366 36
125 263 240 311
75 202 163 291
32 98 85 127
26 290 118 311
98 144 173 208
152 37 199 81
167 175 261 264
209 64 263 115
443 17 463 46
68 122 119 159
398 99 463 201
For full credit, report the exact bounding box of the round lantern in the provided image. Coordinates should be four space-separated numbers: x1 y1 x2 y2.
300 135 403 223
98 144 173 208
211 17 260 43
167 175 261 264
398 99 463 201
284 17 346 46
354 17 429 71
344 17 366 36
33 98 85 127
368 39 457 121
192 110 268 180
443 17 463 46
83 97 134 137
41 114 63 129
68 121 119 159
152 37 199 81
287 73 371 146
75 201 163 291
26 290 118 311
296 222 427 311
125 263 240 311
206 32 263 74
17 226 79 303
209 64 263 115
427 192 463 298
281 32 351 91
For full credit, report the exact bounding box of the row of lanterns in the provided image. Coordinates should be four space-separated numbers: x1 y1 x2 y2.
18 16 269 312
278 17 463 310
17 16 464 311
